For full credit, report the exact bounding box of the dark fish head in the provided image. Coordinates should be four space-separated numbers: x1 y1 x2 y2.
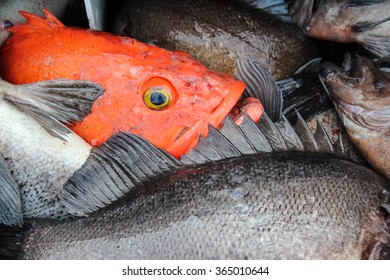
321 56 390 132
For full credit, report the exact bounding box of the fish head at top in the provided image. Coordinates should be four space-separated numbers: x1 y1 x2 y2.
0 9 263 159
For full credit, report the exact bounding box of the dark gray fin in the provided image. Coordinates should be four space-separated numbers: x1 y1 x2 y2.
290 0 316 28
182 110 343 165
0 225 24 260
333 134 346 155
218 116 258 154
61 133 182 216
0 79 104 141
294 112 319 152
234 53 282 122
0 156 22 227
274 115 305 151
313 119 334 153
277 59 333 124
256 112 288 151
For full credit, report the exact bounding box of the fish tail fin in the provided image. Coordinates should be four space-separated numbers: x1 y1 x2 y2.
0 225 25 260
8 8 64 36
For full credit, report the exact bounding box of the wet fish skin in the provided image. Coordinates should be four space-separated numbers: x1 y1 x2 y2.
291 0 390 57
114 0 317 80
10 153 390 260
321 56 390 180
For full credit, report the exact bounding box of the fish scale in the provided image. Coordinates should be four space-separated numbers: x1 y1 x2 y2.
115 0 317 80
3 152 388 260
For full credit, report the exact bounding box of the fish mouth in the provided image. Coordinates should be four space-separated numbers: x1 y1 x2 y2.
165 81 263 158
320 60 390 131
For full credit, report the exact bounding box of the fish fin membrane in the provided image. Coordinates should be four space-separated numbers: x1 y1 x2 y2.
0 225 24 260
181 111 343 164
278 59 333 123
8 8 64 36
0 156 22 227
3 79 104 141
359 35 390 58
61 133 182 216
234 53 282 122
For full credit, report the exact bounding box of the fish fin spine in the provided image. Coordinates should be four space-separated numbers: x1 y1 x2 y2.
9 9 64 36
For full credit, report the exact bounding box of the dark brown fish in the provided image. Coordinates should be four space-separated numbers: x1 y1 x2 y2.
113 0 317 80
321 55 390 180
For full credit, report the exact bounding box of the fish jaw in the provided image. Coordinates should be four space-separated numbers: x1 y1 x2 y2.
165 81 263 158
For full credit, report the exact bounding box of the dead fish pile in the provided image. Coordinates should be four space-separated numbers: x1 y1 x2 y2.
0 1 389 260
1 112 389 260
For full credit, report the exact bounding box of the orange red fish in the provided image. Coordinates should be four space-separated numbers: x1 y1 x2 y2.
0 9 263 158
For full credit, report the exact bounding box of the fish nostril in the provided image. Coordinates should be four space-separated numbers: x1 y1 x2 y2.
2 20 13 29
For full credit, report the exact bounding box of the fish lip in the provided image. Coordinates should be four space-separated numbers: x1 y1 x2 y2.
166 80 246 158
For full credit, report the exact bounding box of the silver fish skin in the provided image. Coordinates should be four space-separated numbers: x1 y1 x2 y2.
291 0 390 57
0 79 93 219
321 56 390 180
10 152 390 260
113 0 317 80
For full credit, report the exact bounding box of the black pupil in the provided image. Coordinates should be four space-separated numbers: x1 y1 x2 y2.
150 91 167 106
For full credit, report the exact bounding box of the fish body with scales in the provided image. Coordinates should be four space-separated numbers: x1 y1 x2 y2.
6 152 390 260
0 9 263 159
113 0 317 80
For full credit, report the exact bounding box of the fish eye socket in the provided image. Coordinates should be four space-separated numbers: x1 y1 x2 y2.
143 87 172 110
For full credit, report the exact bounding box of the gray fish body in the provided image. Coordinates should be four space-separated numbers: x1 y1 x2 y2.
0 86 92 219
17 153 390 260
114 0 317 80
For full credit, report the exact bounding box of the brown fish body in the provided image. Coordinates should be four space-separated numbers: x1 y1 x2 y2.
114 0 317 80
8 153 390 260
321 56 390 180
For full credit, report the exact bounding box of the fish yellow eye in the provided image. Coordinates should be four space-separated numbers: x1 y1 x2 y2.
143 87 172 110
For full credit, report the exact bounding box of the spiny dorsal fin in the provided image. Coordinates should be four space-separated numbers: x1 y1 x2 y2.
294 112 319 152
8 8 64 37
0 79 104 141
313 119 334 153
61 133 182 216
0 155 22 227
182 111 344 165
274 115 305 151
256 113 288 151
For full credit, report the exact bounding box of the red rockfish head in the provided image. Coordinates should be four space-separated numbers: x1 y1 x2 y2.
0 9 263 158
